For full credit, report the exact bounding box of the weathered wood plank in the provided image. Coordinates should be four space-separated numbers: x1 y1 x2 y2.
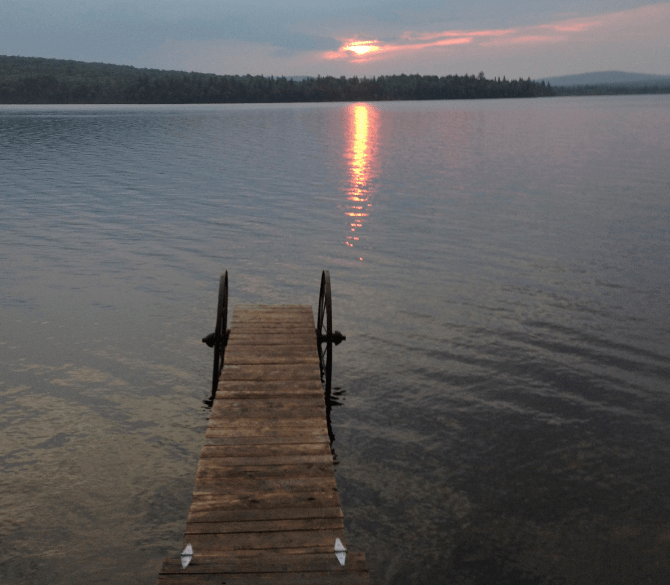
232 310 312 316
208 416 328 429
228 332 316 346
209 407 326 419
232 308 313 315
225 342 316 351
204 427 328 438
161 552 366 573
198 444 331 458
203 435 330 446
228 330 315 338
158 571 370 584
193 474 337 490
187 548 347 559
227 328 317 336
233 305 312 313
187 507 343 523
184 518 344 535
205 422 328 434
183 529 346 552
225 355 319 364
225 354 320 365
207 413 327 424
196 462 334 479
229 319 315 327
217 380 323 392
229 321 314 328
220 364 321 381
189 491 341 511
211 397 326 409
193 476 338 495
232 309 313 317
198 455 334 467
199 446 331 458
214 392 325 401
232 309 313 320
158 574 370 585
206 416 326 426
227 331 315 342
231 312 314 319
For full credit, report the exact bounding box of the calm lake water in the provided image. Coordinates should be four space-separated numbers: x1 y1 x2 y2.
1 96 670 584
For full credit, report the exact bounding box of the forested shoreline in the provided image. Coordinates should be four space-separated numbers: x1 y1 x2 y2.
552 84 670 96
1 55 554 104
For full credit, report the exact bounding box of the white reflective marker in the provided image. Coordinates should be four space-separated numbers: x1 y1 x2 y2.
181 544 193 569
334 538 347 566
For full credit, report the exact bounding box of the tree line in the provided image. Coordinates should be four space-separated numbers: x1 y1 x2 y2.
0 55 555 104
552 83 670 96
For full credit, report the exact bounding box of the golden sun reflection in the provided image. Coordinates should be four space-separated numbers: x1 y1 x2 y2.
343 103 378 259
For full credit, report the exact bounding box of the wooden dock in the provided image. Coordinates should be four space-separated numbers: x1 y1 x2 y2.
156 304 369 584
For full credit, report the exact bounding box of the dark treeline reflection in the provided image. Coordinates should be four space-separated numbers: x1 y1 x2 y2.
0 55 554 104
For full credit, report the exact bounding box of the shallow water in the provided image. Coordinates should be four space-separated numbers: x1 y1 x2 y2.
1 96 670 584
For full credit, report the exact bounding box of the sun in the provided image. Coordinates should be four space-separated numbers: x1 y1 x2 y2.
343 42 380 56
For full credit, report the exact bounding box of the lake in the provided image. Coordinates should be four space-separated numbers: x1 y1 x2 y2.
1 95 670 584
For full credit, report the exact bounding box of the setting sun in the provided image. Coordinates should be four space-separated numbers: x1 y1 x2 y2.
343 43 380 55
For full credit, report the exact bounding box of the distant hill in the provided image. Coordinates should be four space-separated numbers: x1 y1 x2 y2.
539 71 670 87
0 54 182 82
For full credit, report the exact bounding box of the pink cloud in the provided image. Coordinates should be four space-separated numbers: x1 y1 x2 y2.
327 36 472 61
551 22 594 33
323 2 670 71
401 29 515 42
145 3 670 80
506 35 562 45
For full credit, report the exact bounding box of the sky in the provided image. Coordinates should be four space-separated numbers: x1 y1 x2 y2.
2 0 669 79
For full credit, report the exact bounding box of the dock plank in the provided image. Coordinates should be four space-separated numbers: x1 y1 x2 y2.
196 462 334 479
198 444 331 457
187 506 343 523
192 476 338 495
184 518 345 534
220 364 322 380
158 573 370 585
217 380 324 393
202 435 330 446
184 530 347 552
209 407 326 419
188 491 342 510
161 552 366 572
212 396 324 405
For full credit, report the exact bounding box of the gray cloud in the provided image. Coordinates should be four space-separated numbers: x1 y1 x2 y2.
1 7 339 63
1 0 664 75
